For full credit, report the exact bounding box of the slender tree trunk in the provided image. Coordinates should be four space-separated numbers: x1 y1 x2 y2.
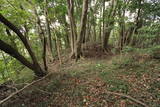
67 0 78 58
93 24 96 42
119 9 126 50
35 11 48 70
135 0 143 34
85 15 91 42
28 0 48 71
42 37 48 71
64 23 70 48
44 0 54 60
55 36 62 65
102 0 105 47
99 11 102 42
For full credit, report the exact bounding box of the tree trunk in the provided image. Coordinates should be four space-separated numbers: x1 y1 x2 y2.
102 0 105 47
0 14 46 77
44 0 54 60
42 37 48 71
27 0 48 71
103 0 117 50
103 28 112 50
0 40 46 77
67 0 89 60
67 0 78 58
75 0 89 60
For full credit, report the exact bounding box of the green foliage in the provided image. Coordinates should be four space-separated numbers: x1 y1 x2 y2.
13 68 34 83
133 23 160 48
0 0 159 99
0 53 34 84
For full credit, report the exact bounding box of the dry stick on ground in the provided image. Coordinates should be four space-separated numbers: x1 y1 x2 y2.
35 88 52 95
0 73 51 105
105 91 149 107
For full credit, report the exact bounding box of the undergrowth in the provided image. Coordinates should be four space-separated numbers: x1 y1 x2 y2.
1 51 160 107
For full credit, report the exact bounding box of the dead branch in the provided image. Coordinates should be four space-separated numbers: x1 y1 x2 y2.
105 91 149 107
0 73 51 105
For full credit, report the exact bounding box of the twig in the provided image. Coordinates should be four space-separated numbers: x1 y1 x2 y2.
13 83 29 86
5 85 18 91
35 88 52 95
105 91 149 107
0 73 51 105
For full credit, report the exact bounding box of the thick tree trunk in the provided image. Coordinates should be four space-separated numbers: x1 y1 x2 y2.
0 40 46 77
103 28 112 50
0 14 46 77
75 0 89 60
103 0 117 50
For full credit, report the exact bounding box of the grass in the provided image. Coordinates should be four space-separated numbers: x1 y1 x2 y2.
13 68 35 83
1 52 160 107
62 54 160 106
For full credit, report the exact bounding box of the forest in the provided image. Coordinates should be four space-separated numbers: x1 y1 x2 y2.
0 0 160 106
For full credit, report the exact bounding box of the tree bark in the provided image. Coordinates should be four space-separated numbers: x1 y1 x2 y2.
103 0 117 50
0 14 46 77
42 37 48 71
67 0 78 58
0 40 46 77
44 0 53 58
75 0 89 60
26 0 48 71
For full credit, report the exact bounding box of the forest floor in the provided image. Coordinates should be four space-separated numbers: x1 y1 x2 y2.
1 45 160 107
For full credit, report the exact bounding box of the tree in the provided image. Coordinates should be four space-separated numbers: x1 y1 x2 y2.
67 0 78 58
103 0 117 50
75 0 89 59
44 0 54 60
0 14 46 77
67 0 89 60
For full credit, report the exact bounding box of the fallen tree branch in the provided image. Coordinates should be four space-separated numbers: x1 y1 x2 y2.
105 91 148 107
0 73 51 105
